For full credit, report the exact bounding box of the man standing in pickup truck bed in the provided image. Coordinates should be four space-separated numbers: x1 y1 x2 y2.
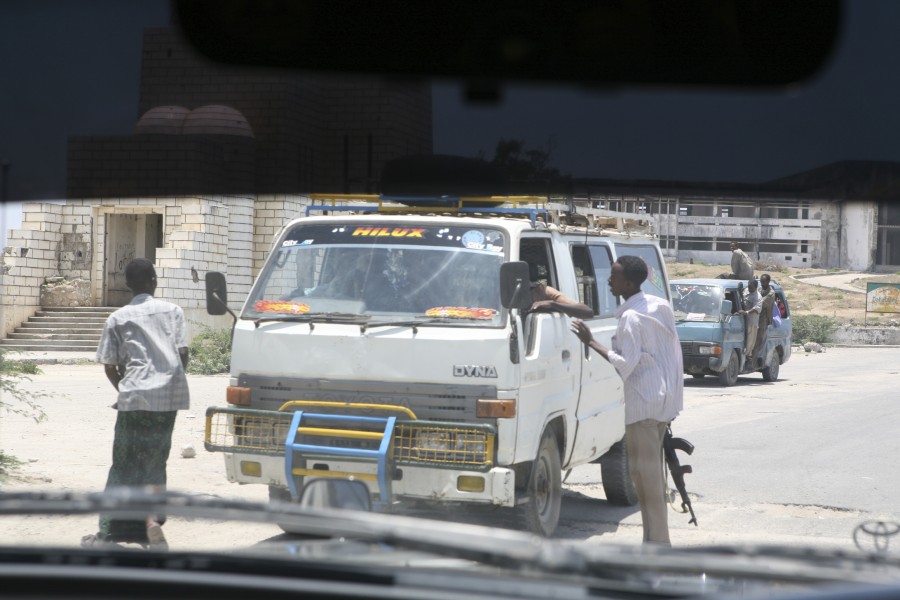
571 255 683 545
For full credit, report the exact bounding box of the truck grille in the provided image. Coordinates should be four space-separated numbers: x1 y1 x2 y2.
205 406 495 471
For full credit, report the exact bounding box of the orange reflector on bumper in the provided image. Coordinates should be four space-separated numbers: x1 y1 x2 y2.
240 461 262 477
226 386 251 406
457 476 485 493
476 399 515 418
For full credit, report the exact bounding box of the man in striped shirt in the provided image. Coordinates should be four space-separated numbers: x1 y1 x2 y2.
571 255 683 545
84 258 190 551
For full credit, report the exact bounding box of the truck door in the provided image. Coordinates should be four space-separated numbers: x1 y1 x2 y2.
568 243 623 465
517 237 582 462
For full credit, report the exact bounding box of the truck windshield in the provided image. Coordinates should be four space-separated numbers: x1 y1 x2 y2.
670 284 725 322
245 223 506 325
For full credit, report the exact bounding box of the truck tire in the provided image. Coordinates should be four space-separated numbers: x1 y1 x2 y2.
269 484 305 535
519 428 562 537
718 350 740 386
597 439 638 506
761 350 780 382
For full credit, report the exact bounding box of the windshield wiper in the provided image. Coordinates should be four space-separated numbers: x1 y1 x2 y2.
253 312 370 329
361 316 469 333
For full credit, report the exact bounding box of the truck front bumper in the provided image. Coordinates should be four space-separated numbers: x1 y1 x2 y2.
683 354 725 374
223 452 516 507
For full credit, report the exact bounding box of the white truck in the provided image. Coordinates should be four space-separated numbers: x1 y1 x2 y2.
203 197 671 536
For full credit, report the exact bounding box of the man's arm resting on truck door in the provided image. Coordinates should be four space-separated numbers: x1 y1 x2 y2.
532 285 593 319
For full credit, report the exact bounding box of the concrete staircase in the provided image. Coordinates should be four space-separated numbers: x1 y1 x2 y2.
0 307 115 352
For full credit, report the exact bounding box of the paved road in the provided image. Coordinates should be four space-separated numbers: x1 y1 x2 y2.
3 348 899 553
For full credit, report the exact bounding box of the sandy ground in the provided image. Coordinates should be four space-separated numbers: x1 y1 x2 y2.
668 263 900 324
2 358 892 554
0 365 280 550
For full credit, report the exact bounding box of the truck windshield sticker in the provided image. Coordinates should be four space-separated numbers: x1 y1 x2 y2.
352 226 426 238
280 224 506 253
426 306 498 319
254 300 311 314
461 230 485 249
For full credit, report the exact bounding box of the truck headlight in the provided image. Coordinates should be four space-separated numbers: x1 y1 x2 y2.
698 345 722 355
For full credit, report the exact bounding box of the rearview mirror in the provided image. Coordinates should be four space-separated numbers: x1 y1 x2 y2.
205 272 228 316
500 262 532 311
299 479 372 512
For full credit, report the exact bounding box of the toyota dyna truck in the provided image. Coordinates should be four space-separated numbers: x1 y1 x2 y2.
203 196 671 536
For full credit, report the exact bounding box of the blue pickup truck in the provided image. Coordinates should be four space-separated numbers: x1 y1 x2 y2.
670 278 792 386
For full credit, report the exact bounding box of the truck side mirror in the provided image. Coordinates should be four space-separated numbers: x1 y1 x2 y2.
721 299 732 315
205 271 229 316
500 262 532 311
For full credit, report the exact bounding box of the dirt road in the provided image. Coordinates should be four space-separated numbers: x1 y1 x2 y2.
3 351 899 553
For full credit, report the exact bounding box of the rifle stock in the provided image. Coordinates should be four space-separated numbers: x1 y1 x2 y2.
663 425 697 526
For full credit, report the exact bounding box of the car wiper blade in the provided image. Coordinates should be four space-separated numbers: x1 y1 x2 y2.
361 319 426 333
254 312 369 328
361 317 467 333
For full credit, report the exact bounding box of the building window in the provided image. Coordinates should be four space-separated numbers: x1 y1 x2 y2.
677 237 713 251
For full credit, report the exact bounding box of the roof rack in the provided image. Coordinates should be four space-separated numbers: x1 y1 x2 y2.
305 193 656 233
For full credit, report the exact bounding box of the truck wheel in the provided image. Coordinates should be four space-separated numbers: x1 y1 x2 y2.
269 484 305 535
519 429 561 537
718 350 740 386
597 439 638 506
761 351 780 382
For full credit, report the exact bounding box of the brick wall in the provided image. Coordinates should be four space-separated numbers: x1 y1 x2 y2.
1 195 309 339
1 203 65 335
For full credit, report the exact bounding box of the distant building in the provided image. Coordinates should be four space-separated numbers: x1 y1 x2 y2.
571 161 900 272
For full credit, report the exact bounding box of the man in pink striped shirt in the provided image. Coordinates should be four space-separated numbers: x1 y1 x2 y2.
571 255 683 545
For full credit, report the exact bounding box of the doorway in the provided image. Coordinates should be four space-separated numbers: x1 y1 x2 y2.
103 213 163 306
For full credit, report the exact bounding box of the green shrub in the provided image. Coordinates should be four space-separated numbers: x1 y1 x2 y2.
187 326 232 375
0 350 48 477
0 350 46 421
0 451 23 480
791 314 837 345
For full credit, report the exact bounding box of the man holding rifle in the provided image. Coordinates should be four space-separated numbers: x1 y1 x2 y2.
571 255 685 545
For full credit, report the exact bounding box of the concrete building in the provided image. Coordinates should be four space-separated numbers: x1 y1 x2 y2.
572 161 900 272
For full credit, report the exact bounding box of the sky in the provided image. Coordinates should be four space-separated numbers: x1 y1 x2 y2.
1 0 899 239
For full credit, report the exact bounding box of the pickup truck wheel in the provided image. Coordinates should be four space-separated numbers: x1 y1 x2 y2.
520 429 561 537
597 439 638 506
269 484 305 535
761 351 780 382
718 350 740 386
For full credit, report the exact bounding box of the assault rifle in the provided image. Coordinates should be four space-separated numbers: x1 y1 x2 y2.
663 425 697 526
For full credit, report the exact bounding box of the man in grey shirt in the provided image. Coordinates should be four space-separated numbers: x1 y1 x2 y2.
83 259 190 551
